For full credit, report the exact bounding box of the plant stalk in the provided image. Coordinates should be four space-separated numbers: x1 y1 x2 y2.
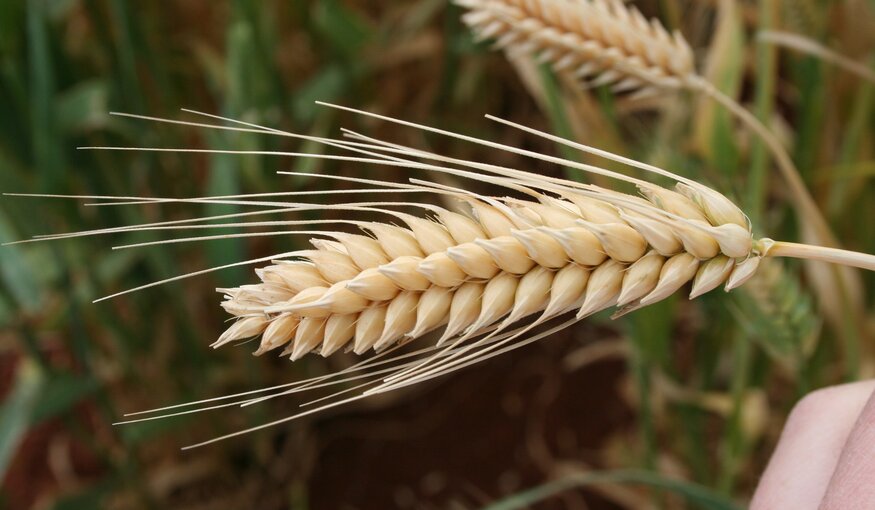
762 240 875 271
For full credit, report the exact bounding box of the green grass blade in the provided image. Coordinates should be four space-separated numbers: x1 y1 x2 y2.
483 470 742 510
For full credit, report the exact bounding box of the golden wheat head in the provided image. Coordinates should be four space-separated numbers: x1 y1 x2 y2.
217 149 756 362
11 104 874 448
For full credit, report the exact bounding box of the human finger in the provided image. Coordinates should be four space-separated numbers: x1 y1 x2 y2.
750 380 875 510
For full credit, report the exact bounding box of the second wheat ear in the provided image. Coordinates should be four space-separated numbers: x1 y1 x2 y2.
15 105 874 447
457 0 838 250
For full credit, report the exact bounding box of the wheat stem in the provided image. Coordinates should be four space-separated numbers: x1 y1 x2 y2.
763 240 875 271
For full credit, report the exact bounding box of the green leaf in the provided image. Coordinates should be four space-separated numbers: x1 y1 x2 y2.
49 479 114 510
56 80 109 133
484 470 742 510
0 0 25 56
0 216 43 312
28 0 65 193
29 373 100 424
292 65 347 124
311 0 373 58
118 413 190 446
0 361 44 480
0 292 11 325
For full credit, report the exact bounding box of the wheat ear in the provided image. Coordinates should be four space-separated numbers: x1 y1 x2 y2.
13 106 875 447
456 0 839 251
204 106 872 368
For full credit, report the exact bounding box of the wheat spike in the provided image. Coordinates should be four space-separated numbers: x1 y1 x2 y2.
11 106 875 448
210 138 759 365
191 106 871 371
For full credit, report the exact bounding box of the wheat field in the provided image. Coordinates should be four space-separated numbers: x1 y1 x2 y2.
1 1 874 509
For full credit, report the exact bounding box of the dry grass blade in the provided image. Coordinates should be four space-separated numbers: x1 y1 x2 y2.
17 106 875 447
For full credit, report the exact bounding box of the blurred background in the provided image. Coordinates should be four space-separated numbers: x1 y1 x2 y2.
1 0 874 508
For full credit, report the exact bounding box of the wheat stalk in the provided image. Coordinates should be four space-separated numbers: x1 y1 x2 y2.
10 105 874 448
456 0 840 253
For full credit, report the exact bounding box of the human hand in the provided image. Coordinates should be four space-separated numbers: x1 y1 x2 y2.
751 380 875 509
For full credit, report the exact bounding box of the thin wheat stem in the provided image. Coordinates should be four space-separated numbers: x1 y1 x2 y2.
763 240 875 272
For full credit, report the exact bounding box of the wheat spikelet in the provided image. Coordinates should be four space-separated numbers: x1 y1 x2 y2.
11 105 875 448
